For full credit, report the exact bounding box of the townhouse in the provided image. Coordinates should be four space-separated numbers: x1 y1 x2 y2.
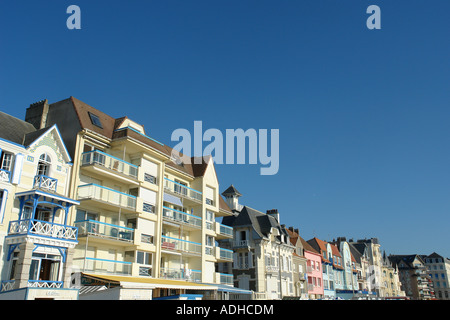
20 97 236 299
380 251 404 297
307 237 335 299
330 237 359 299
298 236 323 299
285 227 308 299
0 111 79 299
218 185 295 300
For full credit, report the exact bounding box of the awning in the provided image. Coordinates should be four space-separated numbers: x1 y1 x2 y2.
81 273 218 291
163 193 183 206
211 284 253 295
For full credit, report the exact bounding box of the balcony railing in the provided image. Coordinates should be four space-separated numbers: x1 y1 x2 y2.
160 267 202 282
233 240 250 248
161 235 202 255
217 223 233 237
0 169 11 183
28 280 63 289
33 175 58 192
162 206 202 229
77 184 137 210
164 178 202 202
218 247 233 261
217 273 234 286
73 257 132 276
81 150 138 179
7 219 78 242
74 220 134 242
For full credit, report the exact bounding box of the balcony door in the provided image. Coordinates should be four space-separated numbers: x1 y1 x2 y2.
29 253 61 282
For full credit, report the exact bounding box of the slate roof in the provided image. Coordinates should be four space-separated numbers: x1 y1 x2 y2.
222 185 242 197
221 205 289 242
0 111 36 145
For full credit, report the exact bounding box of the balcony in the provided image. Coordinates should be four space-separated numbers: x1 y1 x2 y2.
81 150 138 182
160 267 202 283
7 219 78 242
72 257 132 276
0 280 64 292
216 273 234 286
77 184 137 212
215 223 233 239
164 178 202 204
217 247 234 262
0 169 11 183
74 220 134 244
233 240 251 249
33 175 58 193
162 206 202 230
161 235 202 256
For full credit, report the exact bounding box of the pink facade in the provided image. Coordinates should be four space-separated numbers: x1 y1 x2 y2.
305 250 324 298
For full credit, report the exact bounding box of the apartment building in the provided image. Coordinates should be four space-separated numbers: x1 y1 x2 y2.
421 252 449 300
0 111 79 299
380 251 404 298
330 237 359 299
219 185 295 300
389 254 435 300
22 97 235 299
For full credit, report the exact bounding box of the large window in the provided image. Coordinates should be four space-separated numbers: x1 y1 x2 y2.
29 253 62 282
37 153 51 176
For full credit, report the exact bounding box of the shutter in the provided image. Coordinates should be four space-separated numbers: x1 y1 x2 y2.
141 158 158 177
11 153 24 184
140 187 156 205
138 218 155 235
0 189 8 223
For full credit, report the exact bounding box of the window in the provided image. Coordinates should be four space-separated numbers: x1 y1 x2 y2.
88 112 103 128
136 251 152 265
0 152 13 172
37 153 51 176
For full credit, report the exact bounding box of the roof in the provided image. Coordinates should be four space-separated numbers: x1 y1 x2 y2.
222 185 242 197
82 273 217 290
222 205 290 243
0 111 37 145
388 254 425 269
299 236 320 255
307 237 330 263
218 195 233 214
44 97 217 178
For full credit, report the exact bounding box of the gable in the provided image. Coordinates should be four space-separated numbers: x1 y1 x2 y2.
26 125 72 164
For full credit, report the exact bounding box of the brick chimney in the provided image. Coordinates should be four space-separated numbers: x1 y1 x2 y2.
266 209 280 223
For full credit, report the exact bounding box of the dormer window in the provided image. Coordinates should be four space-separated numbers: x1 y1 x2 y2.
37 153 51 176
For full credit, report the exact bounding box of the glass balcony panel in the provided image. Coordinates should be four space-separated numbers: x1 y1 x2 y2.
82 150 138 179
77 184 137 210
74 220 134 242
162 206 202 229
163 178 202 202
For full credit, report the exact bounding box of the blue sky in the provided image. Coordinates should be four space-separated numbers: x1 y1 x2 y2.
1 1 449 257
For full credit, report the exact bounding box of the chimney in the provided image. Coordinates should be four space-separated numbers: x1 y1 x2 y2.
266 209 280 223
294 228 299 235
26 99 49 129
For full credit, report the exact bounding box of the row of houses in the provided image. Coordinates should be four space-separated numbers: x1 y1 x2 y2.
0 97 447 300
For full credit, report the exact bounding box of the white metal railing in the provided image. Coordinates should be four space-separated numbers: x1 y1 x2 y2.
161 235 202 255
74 220 134 242
162 206 202 229
159 267 202 282
77 184 137 210
28 280 63 289
7 219 78 241
164 178 202 202
0 169 11 182
0 280 15 292
33 175 58 192
81 150 138 179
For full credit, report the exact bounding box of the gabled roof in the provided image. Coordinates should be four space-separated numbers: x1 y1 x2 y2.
299 236 320 255
218 196 233 214
307 237 330 263
388 254 425 269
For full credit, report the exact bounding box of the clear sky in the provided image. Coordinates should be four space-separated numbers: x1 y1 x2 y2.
0 1 449 257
